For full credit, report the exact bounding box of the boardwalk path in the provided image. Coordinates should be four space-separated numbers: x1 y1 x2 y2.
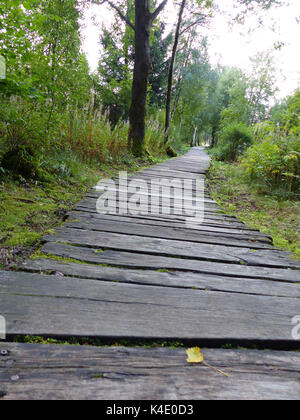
0 147 300 399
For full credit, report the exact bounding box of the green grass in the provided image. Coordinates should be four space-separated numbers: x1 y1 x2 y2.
0 155 159 269
30 251 90 265
208 160 300 260
13 335 185 349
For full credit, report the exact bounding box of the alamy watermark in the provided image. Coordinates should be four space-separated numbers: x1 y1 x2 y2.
291 315 300 340
0 315 6 340
95 172 204 228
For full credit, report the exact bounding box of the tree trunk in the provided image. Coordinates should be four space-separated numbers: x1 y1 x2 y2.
164 0 186 145
211 126 216 147
170 32 193 121
191 126 197 147
99 0 168 157
128 1 151 157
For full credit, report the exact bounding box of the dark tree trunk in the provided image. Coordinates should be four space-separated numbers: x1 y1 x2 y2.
128 0 151 157
211 126 217 148
98 0 168 157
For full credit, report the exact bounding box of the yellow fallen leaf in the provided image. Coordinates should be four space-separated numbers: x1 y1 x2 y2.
186 347 229 377
186 347 204 364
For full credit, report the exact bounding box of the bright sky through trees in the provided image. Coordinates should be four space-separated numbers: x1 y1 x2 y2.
81 0 299 101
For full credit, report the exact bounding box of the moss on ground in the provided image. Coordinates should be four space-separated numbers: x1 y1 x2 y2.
0 157 158 269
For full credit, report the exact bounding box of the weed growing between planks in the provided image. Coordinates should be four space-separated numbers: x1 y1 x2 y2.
8 335 300 351
11 335 185 349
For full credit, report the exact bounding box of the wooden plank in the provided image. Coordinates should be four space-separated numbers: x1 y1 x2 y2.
80 205 247 228
73 208 271 244
149 162 208 172
65 217 273 249
0 271 299 343
75 204 223 220
69 209 256 228
68 208 248 229
43 228 299 269
88 190 216 206
1 344 299 400
74 204 250 225
136 170 205 179
149 166 207 174
76 197 220 212
73 202 271 238
71 207 244 225
106 177 210 192
41 242 300 283
23 259 300 298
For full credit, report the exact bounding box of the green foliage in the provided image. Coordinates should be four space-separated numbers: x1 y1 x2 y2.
213 122 253 161
209 160 300 260
148 23 172 108
0 158 101 252
95 8 172 126
0 97 167 184
247 51 278 124
1 147 38 179
284 90 300 137
96 26 133 126
242 135 300 194
241 90 300 194
218 67 251 127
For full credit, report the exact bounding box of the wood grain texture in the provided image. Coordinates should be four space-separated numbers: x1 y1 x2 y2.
67 211 273 247
43 227 299 269
23 258 300 298
68 208 253 225
1 343 299 400
41 242 300 283
0 270 299 344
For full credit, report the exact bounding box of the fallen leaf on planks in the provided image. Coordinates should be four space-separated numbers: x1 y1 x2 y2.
186 347 204 363
186 347 229 377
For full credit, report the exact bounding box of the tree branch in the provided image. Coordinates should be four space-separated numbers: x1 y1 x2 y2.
179 16 208 36
151 0 168 23
95 0 135 31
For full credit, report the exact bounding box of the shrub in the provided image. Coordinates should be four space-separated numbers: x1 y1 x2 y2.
241 135 300 194
214 122 253 162
1 147 39 179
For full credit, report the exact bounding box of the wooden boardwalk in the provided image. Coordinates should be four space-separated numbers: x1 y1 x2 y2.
0 147 299 399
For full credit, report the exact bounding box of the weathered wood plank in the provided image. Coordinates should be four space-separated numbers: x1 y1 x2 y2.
72 203 271 238
97 181 211 196
76 197 220 214
68 209 258 230
1 344 299 400
0 271 299 343
23 259 300 298
41 242 300 282
65 216 273 249
73 206 238 223
89 189 217 206
137 169 206 179
75 206 247 229
74 204 257 229
67 210 253 238
152 165 207 174
43 228 299 269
